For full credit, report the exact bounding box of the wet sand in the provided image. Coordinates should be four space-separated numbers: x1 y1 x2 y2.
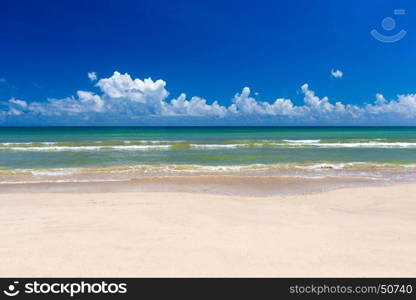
0 175 379 196
0 183 415 277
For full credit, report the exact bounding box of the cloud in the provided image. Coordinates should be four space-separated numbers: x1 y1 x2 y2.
331 69 343 79
5 98 26 116
87 72 97 81
365 93 416 118
228 87 299 117
162 93 227 117
8 98 27 108
96 71 169 114
1 71 416 125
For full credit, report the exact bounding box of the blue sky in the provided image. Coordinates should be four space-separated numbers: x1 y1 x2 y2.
1 0 416 125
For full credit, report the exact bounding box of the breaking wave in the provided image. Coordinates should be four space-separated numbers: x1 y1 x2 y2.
2 139 416 151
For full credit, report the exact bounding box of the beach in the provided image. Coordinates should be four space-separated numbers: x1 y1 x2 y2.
1 183 415 277
3 0 416 286
1 127 416 277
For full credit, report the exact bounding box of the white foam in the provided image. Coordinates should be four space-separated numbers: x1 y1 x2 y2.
312 142 416 148
295 162 366 170
189 144 248 149
28 168 79 176
0 145 171 152
0 178 124 184
277 141 416 148
2 139 416 150
283 139 321 144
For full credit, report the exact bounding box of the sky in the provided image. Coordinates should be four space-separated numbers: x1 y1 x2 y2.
1 0 416 125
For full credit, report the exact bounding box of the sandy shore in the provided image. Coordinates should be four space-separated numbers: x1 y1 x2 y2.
1 183 415 277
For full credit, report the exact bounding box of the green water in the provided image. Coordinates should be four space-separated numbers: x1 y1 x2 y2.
2 126 416 142
0 127 416 183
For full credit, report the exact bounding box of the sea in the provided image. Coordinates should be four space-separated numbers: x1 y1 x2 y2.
0 126 415 193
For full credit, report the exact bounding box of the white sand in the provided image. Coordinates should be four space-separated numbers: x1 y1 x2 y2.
1 184 415 277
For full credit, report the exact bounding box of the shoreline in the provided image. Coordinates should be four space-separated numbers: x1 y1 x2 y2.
1 182 416 277
0 175 384 196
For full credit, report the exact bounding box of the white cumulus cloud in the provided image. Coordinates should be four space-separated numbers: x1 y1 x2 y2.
1 71 416 125
87 72 97 81
331 69 343 79
162 93 227 117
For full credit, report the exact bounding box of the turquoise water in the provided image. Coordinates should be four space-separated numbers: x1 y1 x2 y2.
0 127 416 183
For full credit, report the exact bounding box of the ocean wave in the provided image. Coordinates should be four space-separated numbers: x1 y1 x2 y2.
282 139 321 144
0 162 415 185
294 162 367 170
2 139 416 151
189 144 249 149
27 168 80 176
0 145 171 152
285 142 416 148
1 162 415 177
0 140 177 147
